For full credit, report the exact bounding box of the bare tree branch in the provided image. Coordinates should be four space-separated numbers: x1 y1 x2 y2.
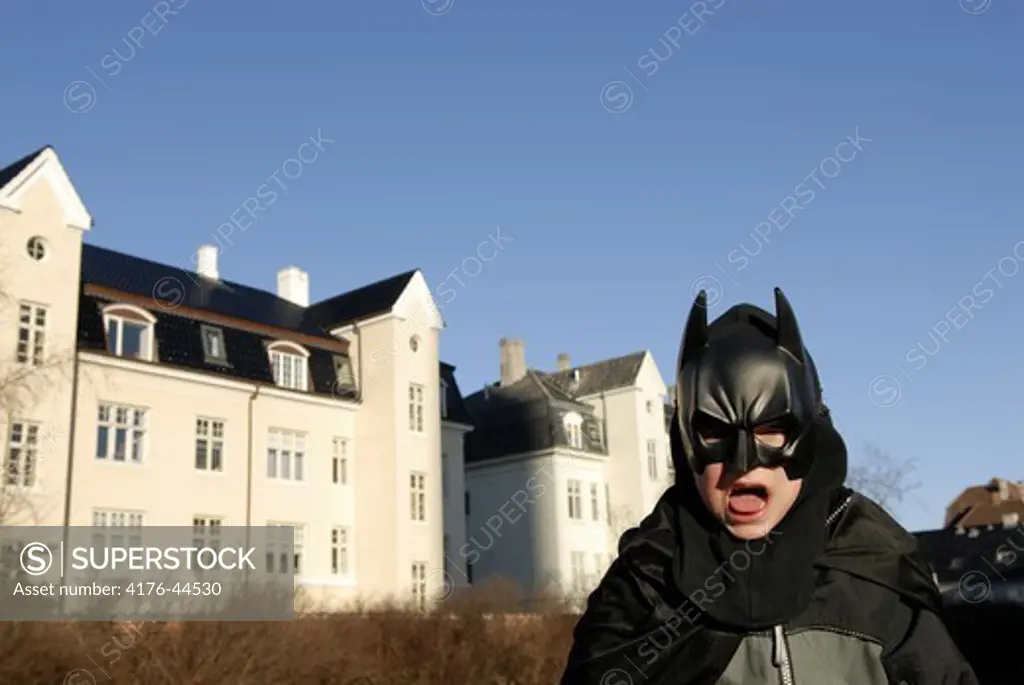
847 441 921 511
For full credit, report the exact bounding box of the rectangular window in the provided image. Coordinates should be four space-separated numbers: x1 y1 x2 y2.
411 562 428 611
92 509 144 549
331 526 350 576
409 384 424 432
16 303 46 366
96 403 147 463
266 523 303 575
5 421 40 487
266 428 306 481
566 423 582 449
567 479 582 520
104 313 151 360
410 472 426 521
192 516 223 550
590 483 599 522
195 418 224 472
270 351 308 391
647 440 658 479
571 551 586 592
332 437 348 485
439 380 449 420
200 325 227 364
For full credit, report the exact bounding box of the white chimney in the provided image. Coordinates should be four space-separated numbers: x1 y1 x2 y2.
499 338 527 386
277 266 310 307
557 353 571 371
196 244 219 280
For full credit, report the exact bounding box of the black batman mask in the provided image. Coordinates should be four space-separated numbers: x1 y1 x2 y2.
674 287 824 481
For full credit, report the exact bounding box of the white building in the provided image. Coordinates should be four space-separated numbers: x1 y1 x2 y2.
0 145 474 609
461 338 673 605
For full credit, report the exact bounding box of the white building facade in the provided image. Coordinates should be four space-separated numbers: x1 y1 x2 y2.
0 146 473 610
462 339 673 606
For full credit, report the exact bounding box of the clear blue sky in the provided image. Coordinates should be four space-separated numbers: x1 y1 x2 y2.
2 0 1022 532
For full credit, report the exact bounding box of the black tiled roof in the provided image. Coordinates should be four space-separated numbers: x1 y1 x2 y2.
307 270 418 329
542 351 647 397
0 146 47 190
914 526 1024 584
463 372 605 464
81 243 336 341
79 294 355 399
440 362 474 427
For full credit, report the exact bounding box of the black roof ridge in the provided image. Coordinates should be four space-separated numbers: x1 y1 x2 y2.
82 242 307 313
542 349 647 374
309 267 420 310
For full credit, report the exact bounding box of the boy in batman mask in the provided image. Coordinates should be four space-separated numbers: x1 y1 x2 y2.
559 289 978 685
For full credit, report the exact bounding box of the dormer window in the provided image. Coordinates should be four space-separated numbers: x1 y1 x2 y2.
103 304 156 362
440 379 449 420
268 342 309 391
201 325 227 365
563 412 583 450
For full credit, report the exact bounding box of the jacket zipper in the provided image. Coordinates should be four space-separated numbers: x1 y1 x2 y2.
825 493 855 528
764 494 852 685
772 624 795 685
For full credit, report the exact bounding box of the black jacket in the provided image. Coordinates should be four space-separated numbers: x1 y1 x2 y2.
560 487 979 685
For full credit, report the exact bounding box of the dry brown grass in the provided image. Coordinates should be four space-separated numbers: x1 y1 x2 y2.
0 581 580 685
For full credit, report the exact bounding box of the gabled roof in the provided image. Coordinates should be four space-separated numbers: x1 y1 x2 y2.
542 351 647 397
463 372 604 464
307 270 418 329
0 146 91 230
0 146 47 190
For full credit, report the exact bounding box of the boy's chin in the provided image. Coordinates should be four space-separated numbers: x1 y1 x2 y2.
723 516 779 540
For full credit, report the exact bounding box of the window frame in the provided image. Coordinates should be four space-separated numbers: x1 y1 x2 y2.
266 428 307 482
95 403 148 464
411 561 428 611
563 412 584 450
195 417 225 473
5 420 41 488
331 437 349 485
102 304 156 362
647 439 658 479
16 302 47 366
567 479 583 520
330 526 351 577
266 522 304 575
408 383 425 433
410 471 427 522
200 325 229 365
267 342 310 392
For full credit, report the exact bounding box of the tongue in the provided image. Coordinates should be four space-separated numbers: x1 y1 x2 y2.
729 494 767 515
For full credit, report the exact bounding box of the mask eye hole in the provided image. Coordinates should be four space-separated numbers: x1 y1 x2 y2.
692 412 733 446
752 416 797 449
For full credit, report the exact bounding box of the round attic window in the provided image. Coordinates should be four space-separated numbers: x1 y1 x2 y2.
410 335 420 352
26 237 47 261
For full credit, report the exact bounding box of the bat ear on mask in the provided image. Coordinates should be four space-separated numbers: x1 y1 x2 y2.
677 290 709 375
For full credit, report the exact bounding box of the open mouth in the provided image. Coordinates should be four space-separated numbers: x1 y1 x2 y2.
727 483 770 521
